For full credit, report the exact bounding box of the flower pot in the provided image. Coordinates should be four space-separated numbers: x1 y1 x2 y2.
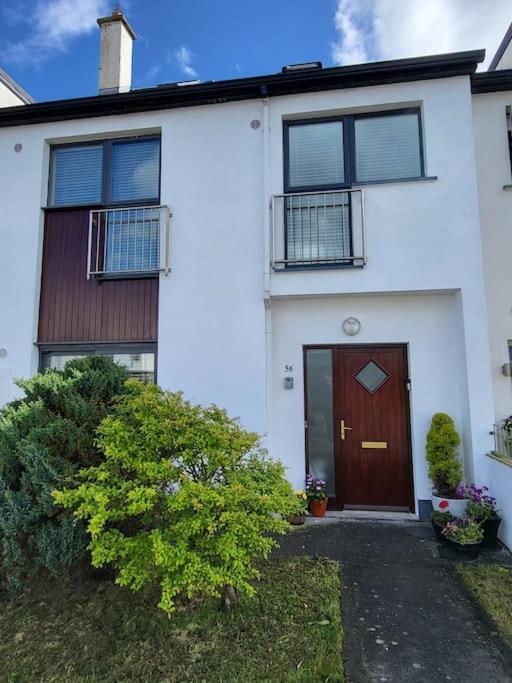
287 513 306 526
432 520 446 543
443 537 482 560
309 498 328 518
432 493 468 518
480 515 502 550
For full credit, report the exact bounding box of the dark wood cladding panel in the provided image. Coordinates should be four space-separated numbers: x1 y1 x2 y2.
38 209 158 343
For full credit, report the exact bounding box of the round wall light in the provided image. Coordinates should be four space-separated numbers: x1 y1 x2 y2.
0 347 7 359
14 143 22 153
342 317 361 336
250 119 261 129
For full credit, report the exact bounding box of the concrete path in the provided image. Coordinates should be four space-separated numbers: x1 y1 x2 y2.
275 519 512 682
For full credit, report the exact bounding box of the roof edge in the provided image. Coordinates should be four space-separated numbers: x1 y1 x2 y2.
488 22 512 71
0 68 34 104
0 49 484 128
472 70 512 94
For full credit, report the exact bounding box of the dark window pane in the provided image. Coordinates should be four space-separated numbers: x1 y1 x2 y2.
355 360 390 394
50 145 103 206
111 139 160 202
288 121 344 188
355 113 422 182
113 352 155 383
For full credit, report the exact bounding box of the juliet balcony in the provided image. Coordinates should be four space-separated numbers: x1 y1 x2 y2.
87 205 171 278
271 189 366 270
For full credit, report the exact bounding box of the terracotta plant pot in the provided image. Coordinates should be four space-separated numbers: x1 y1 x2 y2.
310 498 328 518
432 493 468 518
287 513 306 526
480 515 502 550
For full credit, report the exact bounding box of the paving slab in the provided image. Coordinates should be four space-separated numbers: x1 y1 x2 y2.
275 519 512 682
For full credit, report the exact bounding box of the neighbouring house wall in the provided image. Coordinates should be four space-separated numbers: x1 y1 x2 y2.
472 91 512 422
0 80 27 108
488 457 512 549
473 90 512 546
269 293 468 512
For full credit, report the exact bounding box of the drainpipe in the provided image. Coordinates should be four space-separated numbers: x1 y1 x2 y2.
261 85 272 449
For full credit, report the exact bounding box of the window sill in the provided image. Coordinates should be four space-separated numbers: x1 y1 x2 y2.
273 263 365 272
487 451 512 469
352 175 438 189
503 184 512 191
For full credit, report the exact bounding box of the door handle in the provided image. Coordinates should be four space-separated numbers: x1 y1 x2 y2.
340 420 352 440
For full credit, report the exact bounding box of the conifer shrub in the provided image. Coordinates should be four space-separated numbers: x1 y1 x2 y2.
425 412 462 497
54 382 298 616
0 356 127 587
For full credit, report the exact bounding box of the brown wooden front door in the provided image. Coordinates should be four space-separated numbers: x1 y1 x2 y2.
333 345 413 510
304 345 413 511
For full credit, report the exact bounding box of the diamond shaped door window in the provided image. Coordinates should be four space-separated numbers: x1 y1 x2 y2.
354 360 390 394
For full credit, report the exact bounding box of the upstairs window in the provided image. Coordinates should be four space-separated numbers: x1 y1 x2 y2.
50 145 103 206
354 111 423 183
49 135 160 207
288 120 345 190
284 108 424 190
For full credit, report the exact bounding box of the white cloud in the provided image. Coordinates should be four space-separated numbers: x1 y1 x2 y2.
331 0 372 66
0 0 108 66
174 45 197 78
332 0 512 70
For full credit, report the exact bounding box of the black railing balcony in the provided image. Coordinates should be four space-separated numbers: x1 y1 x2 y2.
271 189 365 269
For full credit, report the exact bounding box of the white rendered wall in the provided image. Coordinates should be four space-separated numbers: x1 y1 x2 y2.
0 76 495 493
0 103 267 435
269 293 468 512
266 75 495 487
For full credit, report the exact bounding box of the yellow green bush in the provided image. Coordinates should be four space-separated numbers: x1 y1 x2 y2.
55 382 297 615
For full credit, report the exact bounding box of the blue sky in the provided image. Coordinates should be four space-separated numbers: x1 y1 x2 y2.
1 0 511 103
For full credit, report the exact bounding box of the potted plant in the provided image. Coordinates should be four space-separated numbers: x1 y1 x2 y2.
426 413 467 517
441 518 484 559
431 510 454 542
287 490 308 525
306 475 328 517
462 484 501 550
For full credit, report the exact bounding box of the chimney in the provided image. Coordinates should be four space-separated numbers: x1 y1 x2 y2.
97 9 136 95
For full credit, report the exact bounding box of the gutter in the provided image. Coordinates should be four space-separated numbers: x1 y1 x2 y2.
0 49 485 128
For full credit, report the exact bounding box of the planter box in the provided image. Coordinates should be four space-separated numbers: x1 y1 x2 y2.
432 521 445 543
432 493 467 518
443 537 482 560
480 516 502 550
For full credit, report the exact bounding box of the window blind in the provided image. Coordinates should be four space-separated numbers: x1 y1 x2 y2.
354 113 422 183
51 145 103 206
288 121 344 189
111 139 160 202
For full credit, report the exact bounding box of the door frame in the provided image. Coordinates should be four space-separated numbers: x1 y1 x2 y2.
303 343 415 512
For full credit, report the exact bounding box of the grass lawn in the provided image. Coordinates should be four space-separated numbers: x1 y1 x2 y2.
0 556 343 682
457 564 512 644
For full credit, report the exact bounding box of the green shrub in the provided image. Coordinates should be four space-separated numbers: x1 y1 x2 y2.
425 412 462 497
0 356 127 587
54 382 297 616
